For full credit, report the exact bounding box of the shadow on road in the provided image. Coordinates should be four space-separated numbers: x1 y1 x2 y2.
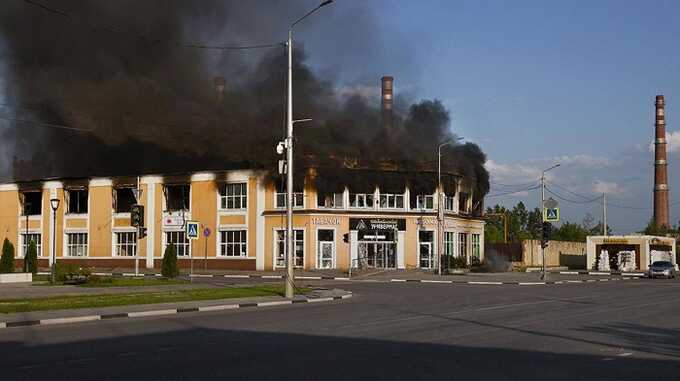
576 322 680 357
2 325 679 380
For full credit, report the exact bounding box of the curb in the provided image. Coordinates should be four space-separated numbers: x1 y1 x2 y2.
0 293 353 330
382 278 637 286
555 271 645 277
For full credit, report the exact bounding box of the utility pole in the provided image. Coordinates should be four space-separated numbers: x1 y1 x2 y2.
540 164 560 280
602 192 607 236
284 0 333 299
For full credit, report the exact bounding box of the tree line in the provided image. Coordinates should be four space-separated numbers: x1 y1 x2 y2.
484 202 609 243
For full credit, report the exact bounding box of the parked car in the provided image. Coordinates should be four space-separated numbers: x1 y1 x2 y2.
648 261 677 279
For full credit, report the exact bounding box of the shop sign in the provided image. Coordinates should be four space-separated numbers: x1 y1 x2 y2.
163 215 184 227
350 218 406 231
311 216 340 226
603 238 629 244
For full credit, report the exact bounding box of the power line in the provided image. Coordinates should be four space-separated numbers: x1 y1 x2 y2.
548 181 599 201
0 116 93 132
486 185 540 198
544 185 603 205
20 0 283 51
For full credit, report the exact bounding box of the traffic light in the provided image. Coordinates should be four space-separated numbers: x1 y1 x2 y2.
342 233 349 243
130 204 144 227
138 227 148 239
541 221 552 249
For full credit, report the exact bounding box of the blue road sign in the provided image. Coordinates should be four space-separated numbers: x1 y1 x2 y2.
186 221 200 240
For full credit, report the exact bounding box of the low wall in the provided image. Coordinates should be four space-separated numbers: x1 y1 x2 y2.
523 240 587 268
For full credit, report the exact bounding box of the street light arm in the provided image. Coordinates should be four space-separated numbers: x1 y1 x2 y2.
291 0 333 28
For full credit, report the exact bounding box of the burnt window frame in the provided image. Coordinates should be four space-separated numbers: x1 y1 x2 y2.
114 187 137 214
21 191 43 216
164 184 191 212
317 192 344 209
66 189 89 215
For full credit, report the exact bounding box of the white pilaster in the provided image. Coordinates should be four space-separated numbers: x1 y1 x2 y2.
256 179 265 270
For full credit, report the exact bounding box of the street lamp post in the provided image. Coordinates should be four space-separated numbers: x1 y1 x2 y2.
284 0 333 299
540 163 560 280
132 178 143 277
50 198 60 283
437 141 452 276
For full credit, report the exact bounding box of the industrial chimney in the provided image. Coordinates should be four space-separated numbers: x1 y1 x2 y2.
381 76 394 130
654 95 670 228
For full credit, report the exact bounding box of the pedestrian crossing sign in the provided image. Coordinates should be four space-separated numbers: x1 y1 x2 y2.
543 207 560 222
186 221 200 240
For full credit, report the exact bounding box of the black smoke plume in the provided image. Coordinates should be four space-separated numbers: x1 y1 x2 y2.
0 0 489 198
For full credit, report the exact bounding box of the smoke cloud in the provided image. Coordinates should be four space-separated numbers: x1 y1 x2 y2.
0 0 488 198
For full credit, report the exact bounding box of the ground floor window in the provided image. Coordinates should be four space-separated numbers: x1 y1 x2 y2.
317 229 335 269
21 233 42 258
114 232 137 257
220 230 247 257
471 234 481 261
66 233 88 257
444 231 455 256
419 230 434 268
275 229 304 268
166 231 190 257
458 233 468 260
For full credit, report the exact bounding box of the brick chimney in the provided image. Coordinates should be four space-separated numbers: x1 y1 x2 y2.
654 95 670 228
381 76 394 130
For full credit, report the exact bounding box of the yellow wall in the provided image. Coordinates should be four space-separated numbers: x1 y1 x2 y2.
0 190 19 250
190 180 217 259
220 215 246 225
154 184 163 258
247 177 258 258
89 185 112 257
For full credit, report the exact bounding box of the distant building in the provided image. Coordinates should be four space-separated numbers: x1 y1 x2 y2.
586 235 676 271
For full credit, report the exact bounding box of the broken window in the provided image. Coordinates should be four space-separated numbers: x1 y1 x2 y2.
21 192 42 216
165 184 190 212
67 189 88 214
459 193 469 214
115 188 136 213
317 192 344 208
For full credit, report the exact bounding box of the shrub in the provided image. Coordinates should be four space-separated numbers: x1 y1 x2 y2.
450 255 468 269
162 243 179 278
0 238 15 273
23 240 38 274
55 263 91 283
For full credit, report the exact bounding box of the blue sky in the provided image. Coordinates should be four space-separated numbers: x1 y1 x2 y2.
298 0 680 233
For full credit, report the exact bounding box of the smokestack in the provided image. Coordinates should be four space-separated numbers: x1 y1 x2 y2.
381 76 394 130
214 76 226 102
654 95 670 228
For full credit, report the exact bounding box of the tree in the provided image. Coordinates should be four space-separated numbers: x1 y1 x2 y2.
552 222 589 242
1 238 15 273
23 240 38 275
161 243 179 278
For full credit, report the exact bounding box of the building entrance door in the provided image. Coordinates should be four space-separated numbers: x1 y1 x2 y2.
359 242 396 269
419 242 433 269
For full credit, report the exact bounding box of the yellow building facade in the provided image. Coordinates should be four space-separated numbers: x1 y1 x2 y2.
0 170 485 271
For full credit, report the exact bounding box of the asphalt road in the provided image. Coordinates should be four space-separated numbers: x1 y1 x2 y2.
2 278 680 380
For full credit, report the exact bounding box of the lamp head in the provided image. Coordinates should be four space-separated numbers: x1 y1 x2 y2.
50 198 60 211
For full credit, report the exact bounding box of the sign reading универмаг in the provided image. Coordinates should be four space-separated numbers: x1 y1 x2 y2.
349 218 406 232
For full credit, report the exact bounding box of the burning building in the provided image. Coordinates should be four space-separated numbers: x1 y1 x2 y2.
0 2 488 271
0 77 486 272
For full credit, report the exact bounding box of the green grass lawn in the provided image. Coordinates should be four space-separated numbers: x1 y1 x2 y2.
0 285 303 314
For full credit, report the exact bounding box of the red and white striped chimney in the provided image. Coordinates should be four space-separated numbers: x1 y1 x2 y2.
653 95 670 228
381 76 394 130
